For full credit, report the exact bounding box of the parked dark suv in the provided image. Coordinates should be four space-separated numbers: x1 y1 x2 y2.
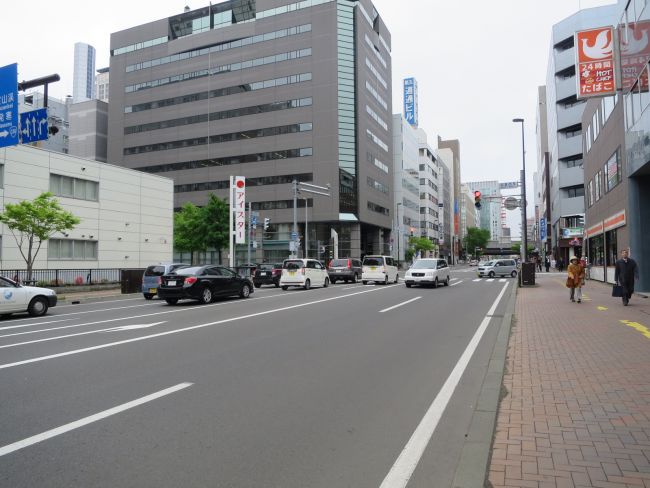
327 258 362 284
253 263 283 288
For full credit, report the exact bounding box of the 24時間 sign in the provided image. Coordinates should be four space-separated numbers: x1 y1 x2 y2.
575 26 617 98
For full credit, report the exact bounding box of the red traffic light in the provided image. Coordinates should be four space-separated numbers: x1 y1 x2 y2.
474 190 481 199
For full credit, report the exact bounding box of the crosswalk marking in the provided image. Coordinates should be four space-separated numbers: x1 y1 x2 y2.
486 279 495 282
499 279 506 282
472 278 481 282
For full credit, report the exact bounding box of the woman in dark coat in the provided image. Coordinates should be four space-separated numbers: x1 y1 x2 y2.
614 249 639 306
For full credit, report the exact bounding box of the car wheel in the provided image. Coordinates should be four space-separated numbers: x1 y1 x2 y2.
323 278 330 288
143 293 154 300
27 297 49 317
165 298 178 305
254 283 262 289
433 277 439 288
240 284 251 298
405 283 412 288
274 281 280 288
282 286 288 291
383 275 389 285
304 279 311 291
444 276 450 286
511 270 518 277
362 281 368 285
489 271 496 278
351 274 357 284
394 274 399 284
200 287 213 304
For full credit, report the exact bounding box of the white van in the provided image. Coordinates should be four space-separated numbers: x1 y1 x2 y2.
280 259 330 290
361 255 399 285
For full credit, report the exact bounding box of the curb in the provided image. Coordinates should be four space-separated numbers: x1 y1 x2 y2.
451 281 518 488
57 292 142 305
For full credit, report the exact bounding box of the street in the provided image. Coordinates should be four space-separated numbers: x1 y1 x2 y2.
1 268 513 488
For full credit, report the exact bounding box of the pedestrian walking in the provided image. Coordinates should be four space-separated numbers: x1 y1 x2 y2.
557 258 564 272
536 257 542 272
566 257 585 303
614 249 639 306
544 256 551 273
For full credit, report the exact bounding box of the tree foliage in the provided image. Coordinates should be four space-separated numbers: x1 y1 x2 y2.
405 236 435 261
202 195 230 259
463 227 491 256
0 192 80 277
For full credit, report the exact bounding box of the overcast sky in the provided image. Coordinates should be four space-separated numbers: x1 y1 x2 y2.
1 0 617 229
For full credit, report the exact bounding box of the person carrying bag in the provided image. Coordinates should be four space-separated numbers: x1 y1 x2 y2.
566 257 585 303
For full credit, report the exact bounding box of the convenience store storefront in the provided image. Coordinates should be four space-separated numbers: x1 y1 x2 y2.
585 210 626 284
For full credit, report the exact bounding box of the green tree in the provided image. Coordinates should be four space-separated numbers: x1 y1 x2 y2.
201 194 230 264
174 203 206 265
406 236 435 261
463 227 490 257
0 192 80 279
510 243 535 255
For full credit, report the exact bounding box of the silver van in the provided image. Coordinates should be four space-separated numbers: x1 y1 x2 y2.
477 259 518 278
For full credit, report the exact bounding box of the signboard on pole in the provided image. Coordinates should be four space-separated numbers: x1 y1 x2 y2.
540 217 547 241
499 181 520 190
403 78 418 127
575 26 617 99
20 108 48 143
0 63 18 149
233 176 246 244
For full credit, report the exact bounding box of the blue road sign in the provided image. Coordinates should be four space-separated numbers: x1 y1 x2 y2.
540 217 547 241
291 231 298 241
20 108 48 143
0 63 19 148
251 216 257 226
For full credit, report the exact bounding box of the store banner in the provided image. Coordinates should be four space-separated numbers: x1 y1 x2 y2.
604 209 626 231
575 26 617 98
233 176 246 244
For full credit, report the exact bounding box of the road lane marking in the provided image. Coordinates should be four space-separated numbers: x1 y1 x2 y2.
0 382 193 457
380 283 510 488
450 280 463 287
472 279 481 282
0 319 72 331
101 322 166 332
379 297 421 313
450 278 459 282
486 279 495 282
597 306 608 311
0 285 398 370
620 320 650 339
499 279 507 282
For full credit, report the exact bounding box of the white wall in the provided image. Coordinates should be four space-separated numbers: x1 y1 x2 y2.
0 145 173 270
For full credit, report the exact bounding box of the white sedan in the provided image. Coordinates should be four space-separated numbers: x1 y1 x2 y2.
0 276 58 317
404 258 451 288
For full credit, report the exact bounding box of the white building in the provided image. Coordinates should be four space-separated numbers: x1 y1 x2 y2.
95 67 109 103
416 132 443 255
73 42 96 103
0 145 173 271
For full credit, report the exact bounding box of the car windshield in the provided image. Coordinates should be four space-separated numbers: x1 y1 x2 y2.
410 260 436 269
330 259 349 267
258 264 274 270
283 260 304 270
170 267 203 276
483 261 495 266
144 266 166 276
363 257 383 266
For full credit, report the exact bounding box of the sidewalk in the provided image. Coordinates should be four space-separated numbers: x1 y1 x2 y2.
488 273 650 488
56 288 138 303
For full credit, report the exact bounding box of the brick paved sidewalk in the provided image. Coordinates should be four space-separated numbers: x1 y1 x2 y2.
488 274 650 488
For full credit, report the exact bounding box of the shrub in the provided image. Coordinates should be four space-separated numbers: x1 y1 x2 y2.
75 276 84 285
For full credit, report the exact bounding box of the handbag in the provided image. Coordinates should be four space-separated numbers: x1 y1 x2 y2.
566 277 575 288
612 285 624 297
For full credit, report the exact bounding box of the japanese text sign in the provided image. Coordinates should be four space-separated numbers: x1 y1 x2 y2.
233 176 246 244
575 26 617 98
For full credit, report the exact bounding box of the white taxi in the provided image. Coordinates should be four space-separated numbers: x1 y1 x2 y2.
0 276 58 317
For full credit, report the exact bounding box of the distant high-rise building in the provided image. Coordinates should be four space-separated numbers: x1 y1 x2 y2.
18 92 69 154
73 42 96 103
465 180 503 241
95 67 109 102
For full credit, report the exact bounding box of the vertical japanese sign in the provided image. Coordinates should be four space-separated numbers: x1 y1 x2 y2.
0 63 19 148
575 27 617 98
403 77 418 126
233 176 246 244
620 20 650 92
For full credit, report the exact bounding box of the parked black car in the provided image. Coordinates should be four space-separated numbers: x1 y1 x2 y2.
253 263 283 288
327 258 362 284
158 265 253 305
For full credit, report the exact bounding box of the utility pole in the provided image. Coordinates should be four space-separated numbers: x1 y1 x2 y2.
291 180 330 258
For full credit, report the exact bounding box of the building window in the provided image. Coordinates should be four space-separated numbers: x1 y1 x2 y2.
367 201 389 215
587 180 594 207
50 174 99 201
588 235 604 266
594 170 603 201
251 199 312 211
48 239 98 261
605 149 622 192
175 173 313 193
605 228 618 267
367 176 389 194
566 186 584 198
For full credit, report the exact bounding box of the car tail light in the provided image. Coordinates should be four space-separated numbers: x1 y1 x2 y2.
272 269 280 275
157 276 162 285
347 259 351 269
301 267 306 275
184 276 198 285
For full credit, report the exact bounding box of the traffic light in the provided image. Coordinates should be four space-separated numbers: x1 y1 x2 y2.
474 190 482 209
263 217 270 230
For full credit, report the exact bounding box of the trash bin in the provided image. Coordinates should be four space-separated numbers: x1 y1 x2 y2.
121 269 145 294
520 262 536 286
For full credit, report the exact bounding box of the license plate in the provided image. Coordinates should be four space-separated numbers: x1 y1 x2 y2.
149 288 157 294
336 270 342 273
261 272 267 276
167 280 176 286
371 267 377 271
289 271 296 276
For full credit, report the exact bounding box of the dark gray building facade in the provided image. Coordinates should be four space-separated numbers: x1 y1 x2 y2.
107 0 393 261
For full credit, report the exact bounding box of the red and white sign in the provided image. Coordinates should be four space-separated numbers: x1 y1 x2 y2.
575 26 617 98
604 209 626 231
620 21 650 91
586 221 604 238
233 176 246 244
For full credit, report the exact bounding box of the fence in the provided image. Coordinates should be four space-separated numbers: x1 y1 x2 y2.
1 268 122 287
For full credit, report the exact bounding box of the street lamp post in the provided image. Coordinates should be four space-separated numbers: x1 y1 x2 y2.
513 118 528 263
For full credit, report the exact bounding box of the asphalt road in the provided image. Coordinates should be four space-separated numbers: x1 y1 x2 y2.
0 267 513 488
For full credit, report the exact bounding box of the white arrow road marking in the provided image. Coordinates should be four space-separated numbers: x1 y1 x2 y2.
101 321 166 332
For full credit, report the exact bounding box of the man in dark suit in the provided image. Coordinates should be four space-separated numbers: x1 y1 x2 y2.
614 249 639 306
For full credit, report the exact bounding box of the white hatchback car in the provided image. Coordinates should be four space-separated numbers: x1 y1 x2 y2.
361 255 399 285
0 276 58 317
404 259 451 288
280 259 330 290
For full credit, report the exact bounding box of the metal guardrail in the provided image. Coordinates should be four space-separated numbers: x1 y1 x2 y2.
1 269 122 287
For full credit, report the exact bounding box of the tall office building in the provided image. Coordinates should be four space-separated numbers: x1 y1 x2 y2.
108 0 393 261
73 43 96 103
545 5 617 263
